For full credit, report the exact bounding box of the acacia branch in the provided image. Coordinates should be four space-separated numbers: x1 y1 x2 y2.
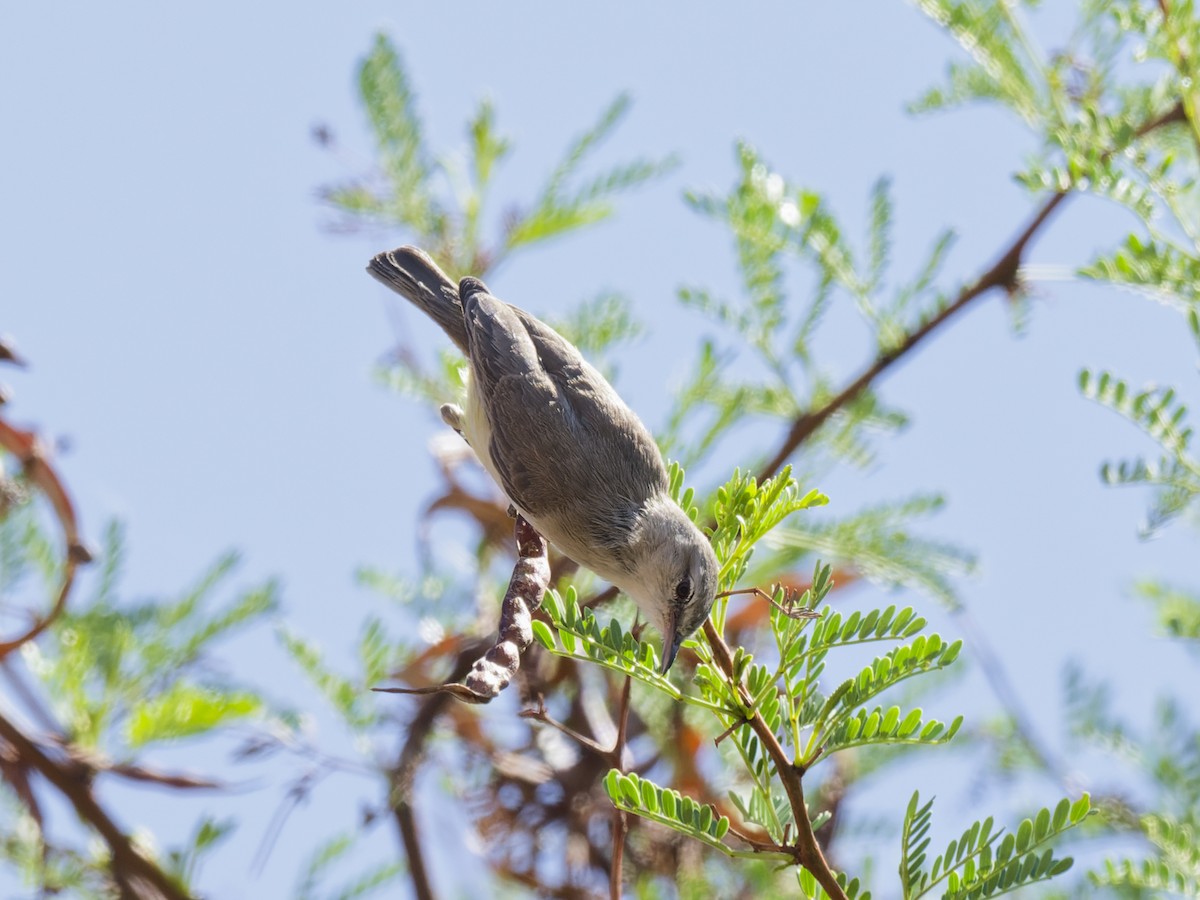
520 673 636 897
519 697 614 760
609 675 633 900
0 713 190 899
702 621 845 900
757 191 1065 481
757 101 1187 483
736 103 1191 884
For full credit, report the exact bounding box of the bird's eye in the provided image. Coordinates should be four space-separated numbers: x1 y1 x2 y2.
674 576 693 602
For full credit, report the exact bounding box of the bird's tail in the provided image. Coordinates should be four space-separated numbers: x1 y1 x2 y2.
367 246 468 353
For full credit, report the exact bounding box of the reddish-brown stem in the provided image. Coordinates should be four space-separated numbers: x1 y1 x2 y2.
757 191 1065 482
609 675 633 900
735 101 1188 895
519 698 613 759
703 621 845 899
757 101 1185 483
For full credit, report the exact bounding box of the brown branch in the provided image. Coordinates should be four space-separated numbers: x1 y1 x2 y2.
609 676 633 900
702 620 845 899
96 761 227 792
746 101 1189 821
698 103 1194 896
580 584 620 611
757 191 1065 482
756 101 1187 483
0 712 190 899
0 658 63 736
0 418 93 660
388 639 489 900
520 677 636 897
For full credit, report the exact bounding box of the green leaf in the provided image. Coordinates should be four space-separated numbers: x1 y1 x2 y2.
530 619 556 650
126 683 261 748
505 94 678 251
356 33 439 233
604 769 777 861
868 175 894 291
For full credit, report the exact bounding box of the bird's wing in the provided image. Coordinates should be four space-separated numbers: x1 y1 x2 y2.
461 280 666 524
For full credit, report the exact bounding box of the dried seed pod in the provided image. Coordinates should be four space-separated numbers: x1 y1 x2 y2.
376 515 550 704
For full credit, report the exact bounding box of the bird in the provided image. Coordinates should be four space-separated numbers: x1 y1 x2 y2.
368 246 718 673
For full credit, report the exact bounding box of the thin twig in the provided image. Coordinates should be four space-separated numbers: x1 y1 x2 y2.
726 821 787 855
519 697 613 760
950 607 1069 783
0 658 63 736
251 770 319 875
716 585 821 620
580 584 620 611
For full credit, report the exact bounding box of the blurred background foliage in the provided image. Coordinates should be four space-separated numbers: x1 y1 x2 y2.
3 1 1200 897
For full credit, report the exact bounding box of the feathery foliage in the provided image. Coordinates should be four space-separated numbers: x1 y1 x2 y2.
900 792 1091 899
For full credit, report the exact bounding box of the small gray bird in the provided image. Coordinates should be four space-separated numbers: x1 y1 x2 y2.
368 246 718 672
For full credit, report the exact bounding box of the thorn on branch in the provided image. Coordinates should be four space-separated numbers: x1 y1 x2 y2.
727 821 789 856
713 717 753 747
716 585 821 620
374 515 550 704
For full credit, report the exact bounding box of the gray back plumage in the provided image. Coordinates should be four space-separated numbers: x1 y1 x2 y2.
368 248 670 573
457 276 668 568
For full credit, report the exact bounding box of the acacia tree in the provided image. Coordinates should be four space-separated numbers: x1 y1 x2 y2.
2 2 1199 898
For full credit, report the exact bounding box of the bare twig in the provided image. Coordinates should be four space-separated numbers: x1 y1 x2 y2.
580 584 620 612
950 607 1070 783
252 769 320 875
0 657 63 736
0 335 26 368
96 761 227 792
519 697 613 760
716 585 821 620
726 821 787 855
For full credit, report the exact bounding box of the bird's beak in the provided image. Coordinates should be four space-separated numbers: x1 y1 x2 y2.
661 610 681 675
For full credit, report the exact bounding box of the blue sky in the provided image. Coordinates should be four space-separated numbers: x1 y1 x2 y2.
3 2 1197 896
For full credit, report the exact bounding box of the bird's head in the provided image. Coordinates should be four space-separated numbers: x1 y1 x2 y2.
622 496 719 674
